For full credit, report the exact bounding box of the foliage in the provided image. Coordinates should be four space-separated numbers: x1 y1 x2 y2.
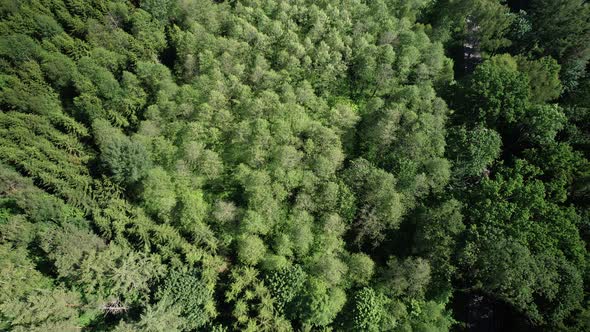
528 0 590 92
0 0 588 331
425 0 514 52
346 287 385 332
94 119 152 185
344 158 404 245
295 277 347 328
463 54 530 126
412 199 465 299
446 126 502 178
517 56 562 103
265 265 307 315
155 269 216 329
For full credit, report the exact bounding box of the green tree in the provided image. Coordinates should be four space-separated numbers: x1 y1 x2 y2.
458 160 586 325
446 126 502 179
266 265 307 315
346 253 375 286
93 119 152 185
517 56 562 103
0 244 83 331
413 200 465 299
296 277 347 328
237 234 266 266
378 256 432 300
462 55 530 126
346 287 385 332
115 299 185 332
344 158 404 245
426 0 514 52
521 104 567 146
140 167 176 221
529 0 590 92
156 269 216 329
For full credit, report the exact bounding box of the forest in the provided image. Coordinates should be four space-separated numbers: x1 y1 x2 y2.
0 0 589 331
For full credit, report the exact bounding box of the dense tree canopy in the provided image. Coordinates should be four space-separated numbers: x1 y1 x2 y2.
0 0 589 331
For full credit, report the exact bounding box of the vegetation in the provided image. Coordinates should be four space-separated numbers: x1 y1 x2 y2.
0 0 588 331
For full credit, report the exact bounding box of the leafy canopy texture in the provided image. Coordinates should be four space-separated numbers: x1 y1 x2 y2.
1 0 589 331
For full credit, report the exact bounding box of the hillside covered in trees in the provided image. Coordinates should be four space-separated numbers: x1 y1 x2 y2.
1 0 589 331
